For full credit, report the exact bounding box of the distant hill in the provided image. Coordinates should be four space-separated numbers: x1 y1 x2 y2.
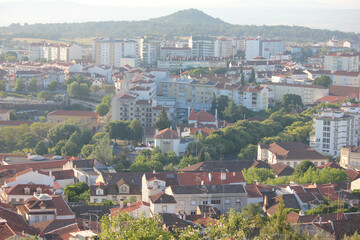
0 9 359 44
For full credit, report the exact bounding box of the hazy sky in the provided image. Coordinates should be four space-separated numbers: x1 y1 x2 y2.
0 0 359 32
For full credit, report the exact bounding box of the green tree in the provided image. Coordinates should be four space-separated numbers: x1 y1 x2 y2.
96 103 109 116
249 68 256 83
223 100 242 123
103 120 131 142
313 75 333 88
100 211 173 239
34 141 48 155
81 144 95 158
15 77 25 92
242 167 276 184
240 72 245 85
101 84 116 95
217 95 229 119
238 144 257 160
282 94 303 111
210 92 217 115
129 118 143 142
294 160 314 176
90 85 100 96
155 107 171 130
61 139 81 157
90 136 114 165
28 78 38 92
0 80 6 91
101 94 112 107
48 80 58 91
37 91 50 101
178 155 199 169
53 140 66 155
64 182 89 202
47 124 80 146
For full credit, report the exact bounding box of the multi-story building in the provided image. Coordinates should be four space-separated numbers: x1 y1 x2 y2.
15 70 44 89
92 38 140 68
29 43 82 62
343 41 359 51
189 36 215 58
245 37 285 60
258 142 328 168
245 38 261 60
214 38 233 58
340 146 360 169
160 77 269 111
141 39 161 68
310 109 358 156
324 53 359 73
111 93 170 127
261 39 285 59
47 110 99 132
157 57 227 70
260 82 329 105
159 47 192 59
333 71 360 87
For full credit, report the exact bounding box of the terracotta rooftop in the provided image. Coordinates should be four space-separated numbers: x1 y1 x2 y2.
149 192 176 204
267 142 328 161
187 110 216 123
316 96 348 103
155 128 179 139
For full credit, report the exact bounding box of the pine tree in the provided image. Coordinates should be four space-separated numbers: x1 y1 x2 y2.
155 108 171 130
249 68 256 83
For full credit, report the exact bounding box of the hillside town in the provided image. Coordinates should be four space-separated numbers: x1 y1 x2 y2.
1 12 360 239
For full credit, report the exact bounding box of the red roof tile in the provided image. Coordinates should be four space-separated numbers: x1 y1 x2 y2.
155 128 179 139
316 96 348 103
187 110 216 122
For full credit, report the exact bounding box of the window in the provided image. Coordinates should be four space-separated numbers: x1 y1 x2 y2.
162 205 167 213
225 199 230 205
94 198 98 203
322 143 330 149
121 186 128 193
190 211 196 215
96 189 103 195
191 200 197 206
42 215 47 221
179 201 185 206
323 126 330 131
112 195 117 201
323 132 330 137
202 200 208 205
236 199 242 204
35 216 39 223
211 200 221 204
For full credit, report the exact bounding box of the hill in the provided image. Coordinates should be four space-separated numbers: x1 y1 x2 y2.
0 9 359 44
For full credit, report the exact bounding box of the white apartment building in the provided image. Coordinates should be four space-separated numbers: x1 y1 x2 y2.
324 53 359 73
160 47 192 59
245 37 285 60
310 109 357 156
261 40 285 59
189 36 215 58
29 43 82 62
333 71 360 87
260 82 329 105
214 38 233 58
245 38 261 60
92 38 140 67
141 40 161 68
343 41 359 51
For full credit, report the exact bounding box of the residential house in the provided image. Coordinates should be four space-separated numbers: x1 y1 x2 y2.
17 194 75 224
3 184 54 204
333 71 360 87
149 192 177 214
258 142 328 168
110 201 151 218
324 53 359 73
165 184 247 215
89 172 143 203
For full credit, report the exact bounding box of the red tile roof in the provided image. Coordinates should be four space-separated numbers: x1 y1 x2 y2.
155 128 179 139
48 110 99 118
268 142 327 161
110 201 150 216
5 184 54 196
187 110 216 122
329 85 360 99
316 96 348 103
51 169 74 180
0 206 38 236
245 184 263 198
0 120 33 126
334 71 360 77
43 223 81 240
52 195 74 216
0 157 79 172
346 169 360 181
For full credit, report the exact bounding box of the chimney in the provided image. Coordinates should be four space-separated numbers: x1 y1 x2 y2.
208 173 212 182
188 106 191 117
120 199 124 209
49 170 53 178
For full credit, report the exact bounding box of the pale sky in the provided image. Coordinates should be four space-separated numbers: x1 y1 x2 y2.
0 0 359 32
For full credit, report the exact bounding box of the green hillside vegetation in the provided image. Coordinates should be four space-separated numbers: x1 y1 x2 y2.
1 9 359 43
